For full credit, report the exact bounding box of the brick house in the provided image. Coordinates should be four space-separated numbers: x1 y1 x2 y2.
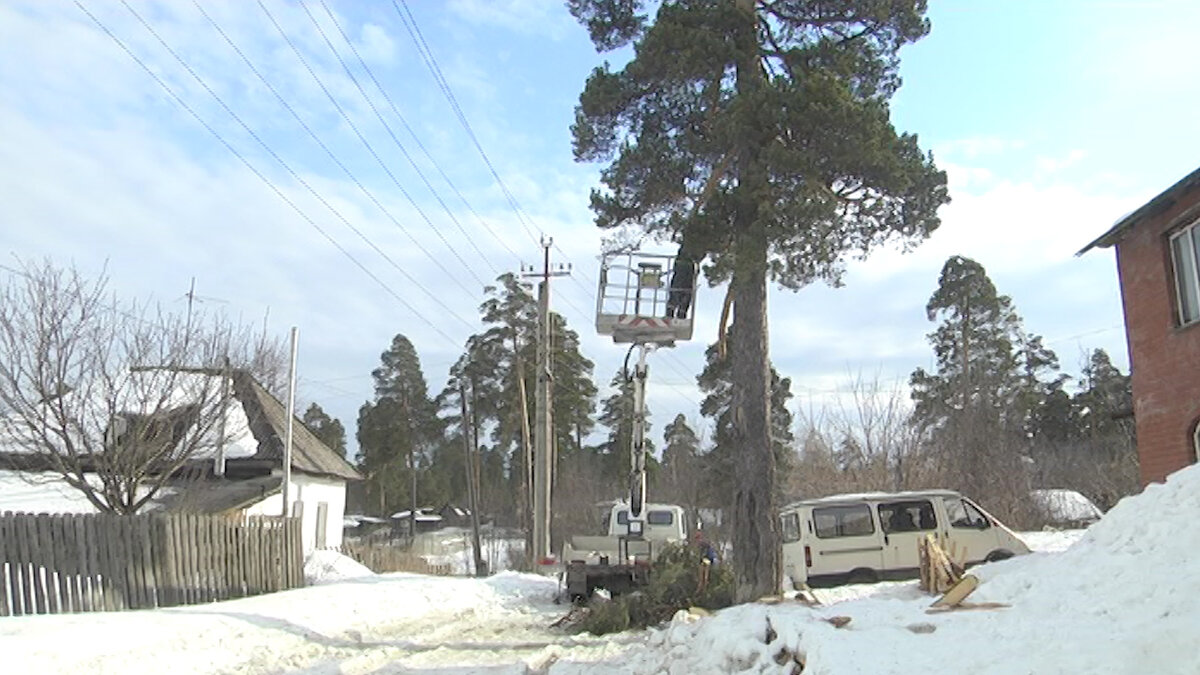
1080 166 1200 485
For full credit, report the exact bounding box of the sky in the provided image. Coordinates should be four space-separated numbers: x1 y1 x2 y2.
3 0 1200 461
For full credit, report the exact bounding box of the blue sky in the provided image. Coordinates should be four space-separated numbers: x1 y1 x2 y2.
3 0 1199 457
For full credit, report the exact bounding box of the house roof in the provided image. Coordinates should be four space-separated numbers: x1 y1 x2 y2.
230 372 362 482
1078 165 1200 254
156 474 282 514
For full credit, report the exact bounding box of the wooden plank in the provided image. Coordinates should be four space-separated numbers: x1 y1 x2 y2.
50 515 73 613
142 516 158 608
104 514 127 611
0 513 11 617
220 518 232 600
181 514 195 605
71 515 90 613
158 516 176 608
94 514 113 612
85 513 108 612
23 515 47 614
292 517 303 589
203 516 216 602
40 514 60 615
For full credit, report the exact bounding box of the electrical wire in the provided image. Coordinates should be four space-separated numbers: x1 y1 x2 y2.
255 0 484 296
77 1 467 345
121 0 480 317
192 1 491 296
313 0 508 277
393 0 543 246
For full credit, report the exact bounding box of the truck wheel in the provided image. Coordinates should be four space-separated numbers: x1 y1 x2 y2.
985 549 1013 562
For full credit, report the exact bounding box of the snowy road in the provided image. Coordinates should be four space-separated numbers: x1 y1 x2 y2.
1 572 643 675
0 529 1083 675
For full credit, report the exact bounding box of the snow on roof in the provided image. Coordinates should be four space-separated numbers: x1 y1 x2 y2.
784 488 961 510
0 370 258 461
389 509 443 522
1031 488 1104 522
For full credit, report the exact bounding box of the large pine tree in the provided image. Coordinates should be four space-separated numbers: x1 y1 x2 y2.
357 334 443 518
909 256 1058 508
569 0 948 599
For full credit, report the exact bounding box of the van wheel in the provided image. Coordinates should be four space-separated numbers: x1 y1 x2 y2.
985 550 1013 563
847 568 878 584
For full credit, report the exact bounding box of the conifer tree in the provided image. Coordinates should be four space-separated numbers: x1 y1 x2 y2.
909 256 1058 506
301 402 347 458
357 334 443 519
570 0 948 599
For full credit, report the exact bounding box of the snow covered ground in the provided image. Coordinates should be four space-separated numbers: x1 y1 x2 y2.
2 466 1196 674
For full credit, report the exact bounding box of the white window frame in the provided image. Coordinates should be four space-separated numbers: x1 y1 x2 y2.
1168 219 1200 326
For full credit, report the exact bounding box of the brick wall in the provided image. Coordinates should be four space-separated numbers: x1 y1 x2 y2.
1114 189 1200 485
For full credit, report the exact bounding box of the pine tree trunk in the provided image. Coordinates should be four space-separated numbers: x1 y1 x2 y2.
729 231 779 603
728 0 779 603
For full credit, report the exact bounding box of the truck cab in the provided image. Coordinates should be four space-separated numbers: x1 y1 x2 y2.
560 502 687 600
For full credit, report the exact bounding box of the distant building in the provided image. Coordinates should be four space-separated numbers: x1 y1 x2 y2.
1080 166 1200 484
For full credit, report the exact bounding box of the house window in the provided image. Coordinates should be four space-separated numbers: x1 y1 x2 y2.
1169 220 1200 325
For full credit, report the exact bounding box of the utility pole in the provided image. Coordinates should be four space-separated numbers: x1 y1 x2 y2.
522 237 570 566
282 327 298 518
459 380 486 577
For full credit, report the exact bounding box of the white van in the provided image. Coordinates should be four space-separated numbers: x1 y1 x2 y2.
779 490 1030 588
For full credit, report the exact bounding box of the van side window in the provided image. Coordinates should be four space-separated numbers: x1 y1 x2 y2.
944 497 990 529
780 513 801 543
646 510 674 526
813 505 874 538
878 500 937 533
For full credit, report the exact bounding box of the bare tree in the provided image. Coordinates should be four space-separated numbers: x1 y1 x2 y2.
787 374 923 500
0 260 284 514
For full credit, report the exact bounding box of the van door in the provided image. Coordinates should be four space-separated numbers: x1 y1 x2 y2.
940 496 994 565
806 503 884 583
876 499 939 576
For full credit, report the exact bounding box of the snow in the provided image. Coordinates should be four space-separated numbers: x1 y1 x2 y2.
0 470 99 514
1 465 1197 674
303 550 374 585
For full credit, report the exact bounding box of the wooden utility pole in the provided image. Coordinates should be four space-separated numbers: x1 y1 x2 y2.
522 238 570 565
281 327 298 517
459 380 486 576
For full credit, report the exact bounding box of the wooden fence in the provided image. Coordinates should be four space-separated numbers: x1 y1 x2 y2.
0 512 303 616
340 540 452 576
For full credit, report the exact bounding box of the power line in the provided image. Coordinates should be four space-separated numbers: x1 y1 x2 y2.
77 1 465 346
288 0 488 289
119 0 478 325
254 0 484 297
192 0 489 298
313 0 510 277
393 0 544 246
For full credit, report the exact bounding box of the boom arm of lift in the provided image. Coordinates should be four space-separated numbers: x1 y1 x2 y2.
628 343 655 518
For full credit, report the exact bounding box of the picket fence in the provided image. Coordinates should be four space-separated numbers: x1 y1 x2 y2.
0 511 303 616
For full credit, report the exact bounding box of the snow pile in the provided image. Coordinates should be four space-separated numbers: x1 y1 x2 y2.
304 549 374 585
562 465 1200 674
